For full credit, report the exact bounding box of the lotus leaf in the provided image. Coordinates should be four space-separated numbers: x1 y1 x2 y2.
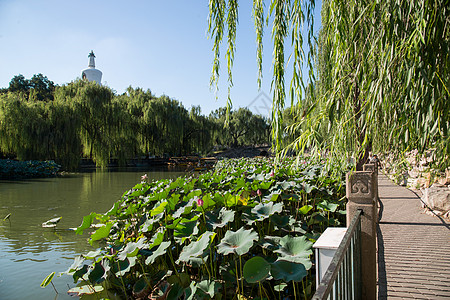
258 236 281 250
3 213 11 221
206 207 235 230
84 249 102 259
224 193 239 207
167 282 184 299
251 202 283 221
262 192 280 202
42 216 62 228
270 260 307 282
145 241 171 265
118 238 147 260
89 222 113 245
172 198 196 218
307 212 327 226
40 272 55 288
88 261 105 284
197 279 219 298
273 235 313 269
299 204 313 215
177 231 215 263
317 200 339 212
271 214 290 229
140 218 155 232
303 183 317 194
243 256 270 283
174 220 199 244
167 273 191 288
133 277 151 298
151 201 168 216
148 227 165 248
67 284 104 296
72 264 89 282
217 228 258 256
184 281 198 300
274 283 288 292
63 255 85 275
167 194 181 211
113 257 136 276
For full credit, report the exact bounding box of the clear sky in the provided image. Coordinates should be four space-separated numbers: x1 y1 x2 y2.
0 0 321 116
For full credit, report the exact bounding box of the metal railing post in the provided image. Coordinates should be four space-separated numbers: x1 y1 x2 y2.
346 171 377 300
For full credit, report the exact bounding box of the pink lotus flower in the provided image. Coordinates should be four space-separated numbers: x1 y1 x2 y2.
257 189 262 196
141 174 148 182
270 171 275 177
196 198 204 206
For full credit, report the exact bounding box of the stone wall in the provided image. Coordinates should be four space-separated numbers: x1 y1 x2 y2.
381 150 450 219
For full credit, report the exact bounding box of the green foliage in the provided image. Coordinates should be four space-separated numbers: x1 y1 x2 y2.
0 159 60 179
0 78 270 169
208 0 449 171
208 0 316 153
308 0 450 169
209 107 270 147
49 157 347 299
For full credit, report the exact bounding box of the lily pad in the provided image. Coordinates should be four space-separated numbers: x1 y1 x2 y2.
270 260 307 282
67 283 104 296
177 231 215 263
205 207 235 230
112 257 136 276
40 272 55 288
174 220 199 244
274 283 288 292
298 204 313 215
42 216 62 228
251 202 283 221
243 256 270 283
317 200 339 212
270 214 290 229
88 261 105 284
89 222 113 245
217 227 258 256
117 238 147 260
258 235 282 250
197 279 219 298
145 241 171 265
273 235 313 269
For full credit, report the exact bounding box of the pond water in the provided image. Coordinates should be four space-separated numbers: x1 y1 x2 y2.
0 168 186 300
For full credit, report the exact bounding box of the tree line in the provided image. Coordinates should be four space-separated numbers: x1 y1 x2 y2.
0 75 270 170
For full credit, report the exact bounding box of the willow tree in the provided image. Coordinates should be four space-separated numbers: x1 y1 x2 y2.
208 0 449 170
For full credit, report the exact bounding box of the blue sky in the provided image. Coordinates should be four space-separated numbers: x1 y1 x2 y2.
0 0 321 116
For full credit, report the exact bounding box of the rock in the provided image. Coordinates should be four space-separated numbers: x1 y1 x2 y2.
408 169 419 178
421 185 450 213
444 211 450 219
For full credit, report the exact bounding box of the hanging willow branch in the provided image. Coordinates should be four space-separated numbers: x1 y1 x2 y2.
208 0 449 169
208 0 316 153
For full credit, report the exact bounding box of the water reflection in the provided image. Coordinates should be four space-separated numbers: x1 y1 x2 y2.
0 168 185 300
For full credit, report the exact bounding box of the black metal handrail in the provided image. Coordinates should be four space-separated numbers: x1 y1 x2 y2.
312 209 362 300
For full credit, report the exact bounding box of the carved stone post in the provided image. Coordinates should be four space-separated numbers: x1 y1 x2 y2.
346 171 377 300
363 163 379 222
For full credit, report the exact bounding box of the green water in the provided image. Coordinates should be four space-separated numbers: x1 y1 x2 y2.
0 168 186 300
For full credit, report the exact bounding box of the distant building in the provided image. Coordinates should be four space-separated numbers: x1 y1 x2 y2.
81 50 102 84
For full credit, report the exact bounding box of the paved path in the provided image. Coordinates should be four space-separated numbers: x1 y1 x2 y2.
377 174 450 299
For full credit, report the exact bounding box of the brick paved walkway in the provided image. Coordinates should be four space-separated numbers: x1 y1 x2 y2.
377 174 450 299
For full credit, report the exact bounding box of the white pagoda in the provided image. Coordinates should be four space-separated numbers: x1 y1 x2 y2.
81 50 102 84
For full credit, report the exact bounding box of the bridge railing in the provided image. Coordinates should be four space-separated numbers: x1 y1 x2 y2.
312 164 378 300
311 210 362 300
